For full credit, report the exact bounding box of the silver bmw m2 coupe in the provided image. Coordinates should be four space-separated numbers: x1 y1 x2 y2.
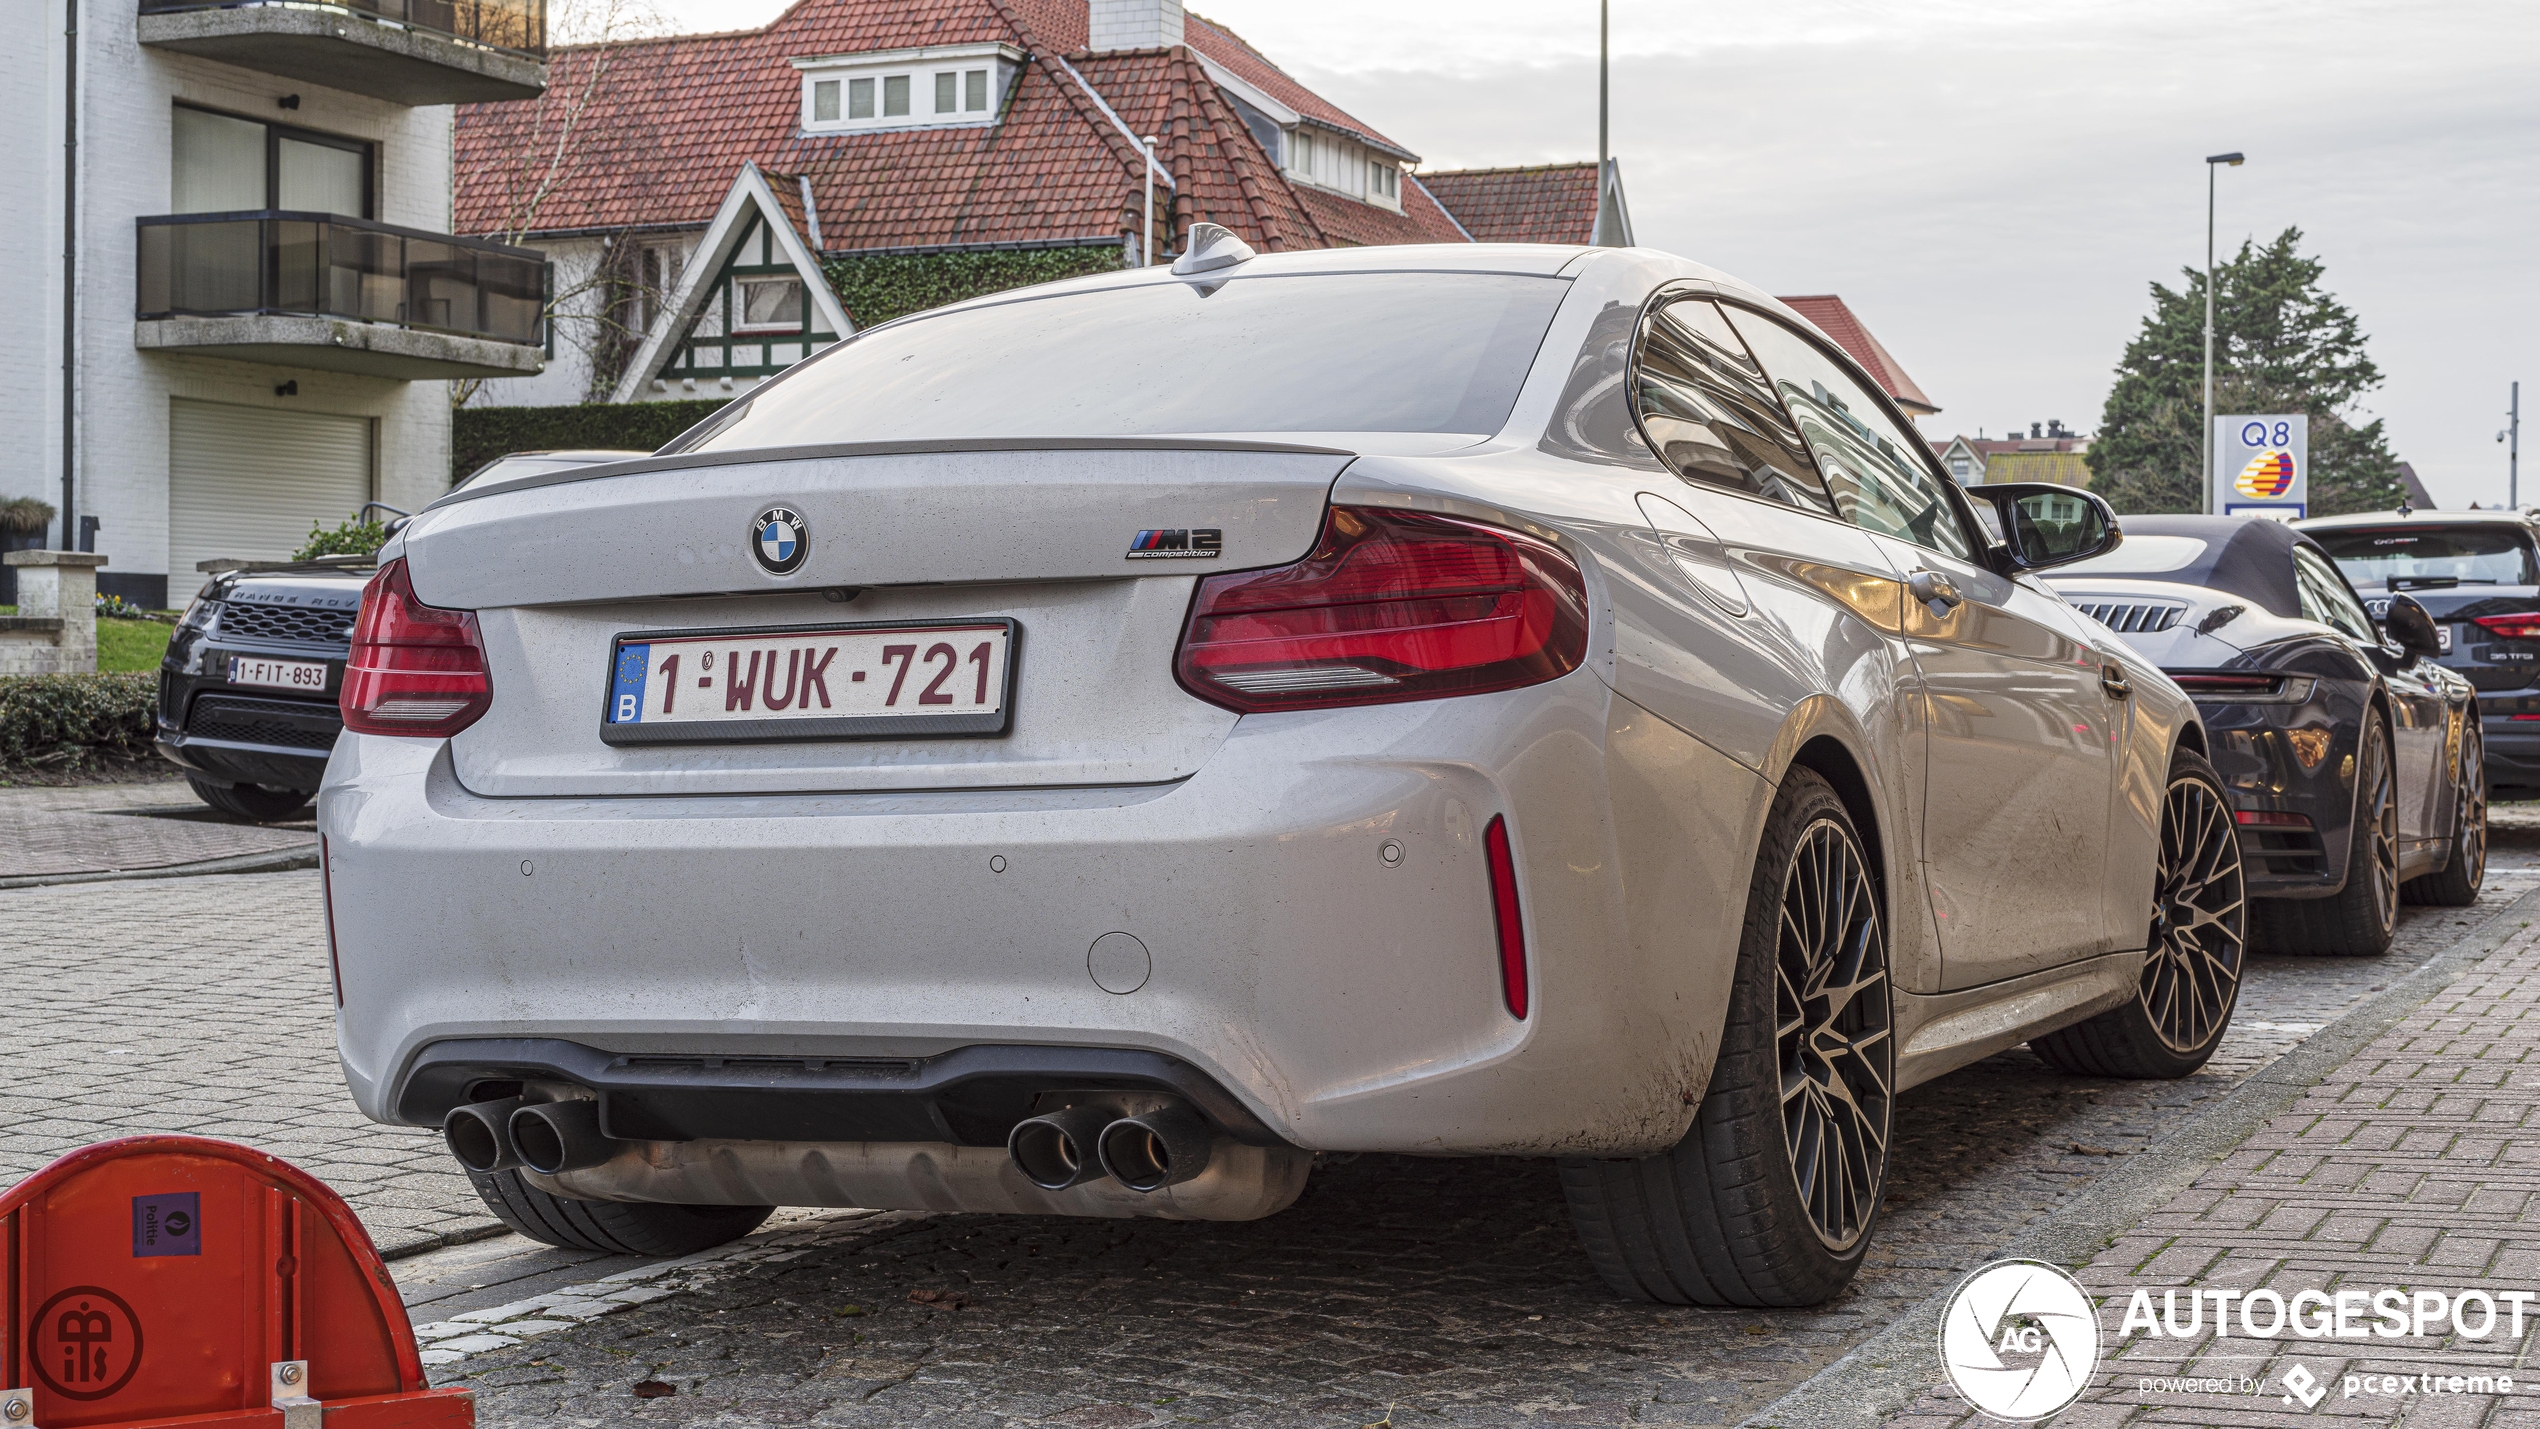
324 231 2239 1306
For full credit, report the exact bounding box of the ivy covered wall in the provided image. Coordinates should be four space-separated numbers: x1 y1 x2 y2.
823 244 1126 328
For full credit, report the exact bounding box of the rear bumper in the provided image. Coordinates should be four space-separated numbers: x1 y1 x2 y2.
320 671 1765 1158
2194 692 2367 898
2480 704 2540 790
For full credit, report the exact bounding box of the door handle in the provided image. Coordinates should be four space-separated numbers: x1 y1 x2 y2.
2101 664 2131 700
1907 569 1963 612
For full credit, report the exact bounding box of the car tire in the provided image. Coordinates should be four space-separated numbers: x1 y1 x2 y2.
2248 712 2399 956
2403 715 2486 908
463 1166 773 1257
185 776 312 823
1558 766 1890 1307
2032 747 2247 1080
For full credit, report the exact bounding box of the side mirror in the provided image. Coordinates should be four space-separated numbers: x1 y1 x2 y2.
1966 482 2121 572
2380 592 2443 660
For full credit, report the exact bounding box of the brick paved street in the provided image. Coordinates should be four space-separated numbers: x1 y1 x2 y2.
6 825 2537 1426
0 870 489 1253
0 776 314 882
1882 890 2540 1428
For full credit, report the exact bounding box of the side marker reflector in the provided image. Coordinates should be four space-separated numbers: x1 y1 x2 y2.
1484 814 1528 1020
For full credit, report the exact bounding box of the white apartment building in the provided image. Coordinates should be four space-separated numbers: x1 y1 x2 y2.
5 0 549 606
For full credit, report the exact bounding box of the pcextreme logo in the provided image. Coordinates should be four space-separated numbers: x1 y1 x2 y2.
1938 1260 2100 1422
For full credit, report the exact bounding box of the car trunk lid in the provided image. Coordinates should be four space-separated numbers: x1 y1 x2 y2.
403 445 1349 796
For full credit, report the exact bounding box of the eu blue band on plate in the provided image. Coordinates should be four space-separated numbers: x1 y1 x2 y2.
610 643 652 724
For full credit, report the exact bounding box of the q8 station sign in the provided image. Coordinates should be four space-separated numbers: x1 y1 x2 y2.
2214 413 2309 520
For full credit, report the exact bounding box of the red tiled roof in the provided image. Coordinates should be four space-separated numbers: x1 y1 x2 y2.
1419 164 1598 246
1180 12 1410 158
1776 295 1938 415
454 0 1464 257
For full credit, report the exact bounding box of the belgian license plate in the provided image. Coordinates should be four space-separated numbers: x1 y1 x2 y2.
601 619 1017 745
228 655 330 693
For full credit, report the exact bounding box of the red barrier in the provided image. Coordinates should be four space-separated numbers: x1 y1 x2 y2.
0 1136 471 1428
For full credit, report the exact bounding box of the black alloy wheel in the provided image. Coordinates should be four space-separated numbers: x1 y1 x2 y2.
2033 746 2247 1079
1558 767 1891 1306
2140 769 2248 1056
2406 715 2488 907
1776 817 1893 1254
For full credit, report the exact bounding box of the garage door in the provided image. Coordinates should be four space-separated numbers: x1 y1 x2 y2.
168 398 373 589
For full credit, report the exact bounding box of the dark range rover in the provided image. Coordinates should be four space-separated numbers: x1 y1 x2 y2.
158 556 372 820
2300 509 2540 794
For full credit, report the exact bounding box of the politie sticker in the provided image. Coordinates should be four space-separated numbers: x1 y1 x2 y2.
132 1191 201 1258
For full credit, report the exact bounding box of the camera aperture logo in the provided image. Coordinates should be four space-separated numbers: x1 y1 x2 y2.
1940 1260 2101 1422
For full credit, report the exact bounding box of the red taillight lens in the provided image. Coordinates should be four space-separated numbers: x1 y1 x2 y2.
339 558 492 737
1174 506 1589 713
1484 815 1528 1020
2234 810 2314 829
2474 613 2540 641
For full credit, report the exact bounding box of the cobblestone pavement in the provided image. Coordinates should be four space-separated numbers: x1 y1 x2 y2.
0 776 313 881
9 828 2537 1426
1892 887 2540 1428
0 870 488 1253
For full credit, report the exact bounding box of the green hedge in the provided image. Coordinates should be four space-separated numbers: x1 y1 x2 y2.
823 245 1126 328
0 673 156 767
453 399 730 483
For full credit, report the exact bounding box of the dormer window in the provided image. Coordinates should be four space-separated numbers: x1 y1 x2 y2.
1287 125 1405 213
795 43 1020 134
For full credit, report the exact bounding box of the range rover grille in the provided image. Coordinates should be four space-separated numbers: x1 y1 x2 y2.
216 603 355 645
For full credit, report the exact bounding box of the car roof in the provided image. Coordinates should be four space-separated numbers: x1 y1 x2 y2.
2298 507 2540 531
2093 515 2327 620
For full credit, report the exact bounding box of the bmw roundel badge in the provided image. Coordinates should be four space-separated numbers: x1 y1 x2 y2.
752 506 808 575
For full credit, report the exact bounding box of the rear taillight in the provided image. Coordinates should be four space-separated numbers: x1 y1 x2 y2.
340 558 491 737
1174 506 1589 713
2234 810 2314 829
2474 613 2540 641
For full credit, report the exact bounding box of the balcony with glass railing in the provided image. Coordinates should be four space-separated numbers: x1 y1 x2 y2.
137 0 547 106
136 212 549 380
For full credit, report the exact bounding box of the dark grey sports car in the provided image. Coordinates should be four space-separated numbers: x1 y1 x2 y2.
2047 515 2484 955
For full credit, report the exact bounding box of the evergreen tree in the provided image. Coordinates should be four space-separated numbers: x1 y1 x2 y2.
2090 228 2406 516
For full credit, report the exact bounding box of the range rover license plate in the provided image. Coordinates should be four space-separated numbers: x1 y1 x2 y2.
601 619 1017 745
228 655 331 693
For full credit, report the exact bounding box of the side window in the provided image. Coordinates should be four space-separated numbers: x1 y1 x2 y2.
1630 295 1834 515
2293 546 2377 641
1723 308 1977 561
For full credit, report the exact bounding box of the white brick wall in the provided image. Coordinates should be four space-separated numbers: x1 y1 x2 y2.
3 2 462 603
1088 0 1185 52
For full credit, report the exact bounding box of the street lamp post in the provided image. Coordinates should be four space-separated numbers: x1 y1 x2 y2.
2506 382 2522 510
2203 152 2244 515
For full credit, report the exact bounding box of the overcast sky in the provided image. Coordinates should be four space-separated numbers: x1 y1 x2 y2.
653 0 2536 507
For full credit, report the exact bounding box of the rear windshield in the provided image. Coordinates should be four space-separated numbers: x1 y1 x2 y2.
671 271 1571 451
2310 526 2537 587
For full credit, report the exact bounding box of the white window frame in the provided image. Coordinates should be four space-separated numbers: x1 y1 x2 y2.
731 275 805 335
795 44 1020 135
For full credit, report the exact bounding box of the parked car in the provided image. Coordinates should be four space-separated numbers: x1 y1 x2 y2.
159 451 652 822
324 233 2241 1306
2297 508 2540 796
2046 516 2483 957
157 556 373 821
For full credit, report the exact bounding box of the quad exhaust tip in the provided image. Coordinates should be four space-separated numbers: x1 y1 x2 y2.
1007 1105 1114 1190
1095 1104 1213 1192
442 1096 525 1174
507 1099 618 1176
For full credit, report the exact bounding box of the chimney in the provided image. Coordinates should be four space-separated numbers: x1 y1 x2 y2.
1089 0 1185 50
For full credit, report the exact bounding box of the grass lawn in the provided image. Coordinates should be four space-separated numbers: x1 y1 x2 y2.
0 607 175 673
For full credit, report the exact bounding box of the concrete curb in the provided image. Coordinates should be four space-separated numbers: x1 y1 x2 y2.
1743 883 2540 1429
0 842 319 890
379 1220 515 1263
